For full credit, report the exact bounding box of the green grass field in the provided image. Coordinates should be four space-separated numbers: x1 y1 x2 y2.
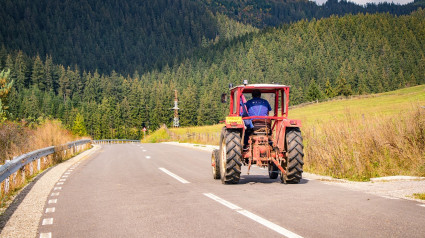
290 85 425 124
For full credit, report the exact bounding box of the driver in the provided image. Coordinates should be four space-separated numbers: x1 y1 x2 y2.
242 89 272 148
246 89 271 118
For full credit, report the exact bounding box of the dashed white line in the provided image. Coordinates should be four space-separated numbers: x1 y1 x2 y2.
142 150 147 152
59 179 66 182
57 182 64 185
42 218 53 225
145 156 151 159
62 175 69 178
418 204 425 208
53 187 62 190
48 199 57 204
64 172 71 175
203 193 241 210
159 168 190 184
39 232 52 238
51 192 60 196
203 193 303 238
45 207 55 213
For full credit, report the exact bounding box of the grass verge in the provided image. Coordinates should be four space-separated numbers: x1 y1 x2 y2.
413 193 425 200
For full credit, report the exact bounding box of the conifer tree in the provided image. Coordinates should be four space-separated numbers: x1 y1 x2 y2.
0 69 13 121
72 113 87 136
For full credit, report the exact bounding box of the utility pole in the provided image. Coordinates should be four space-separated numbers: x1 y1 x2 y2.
172 90 179 127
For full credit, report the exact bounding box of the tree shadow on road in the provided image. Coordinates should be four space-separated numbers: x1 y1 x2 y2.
0 167 52 232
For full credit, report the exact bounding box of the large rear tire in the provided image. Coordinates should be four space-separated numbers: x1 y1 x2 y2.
281 128 304 184
220 130 242 184
211 149 220 179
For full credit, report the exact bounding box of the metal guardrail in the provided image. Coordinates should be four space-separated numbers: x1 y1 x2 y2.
0 139 91 183
92 139 140 144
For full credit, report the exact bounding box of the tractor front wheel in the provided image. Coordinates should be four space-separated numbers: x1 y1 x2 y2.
220 130 242 184
211 149 220 179
268 162 279 179
281 127 304 184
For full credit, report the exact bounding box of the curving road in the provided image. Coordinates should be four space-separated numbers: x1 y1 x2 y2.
37 144 425 238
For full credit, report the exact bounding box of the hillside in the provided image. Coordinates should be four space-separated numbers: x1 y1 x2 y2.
0 0 424 76
2 9 425 140
0 0 256 75
201 0 425 27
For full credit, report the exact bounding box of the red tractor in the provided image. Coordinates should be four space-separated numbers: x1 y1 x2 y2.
211 83 304 184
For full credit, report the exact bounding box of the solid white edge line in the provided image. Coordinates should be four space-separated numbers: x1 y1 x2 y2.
237 210 303 238
158 168 190 184
203 193 241 210
418 204 425 207
381 196 400 200
40 232 52 238
204 193 303 238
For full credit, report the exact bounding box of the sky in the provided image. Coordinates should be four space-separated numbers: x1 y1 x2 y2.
311 0 414 5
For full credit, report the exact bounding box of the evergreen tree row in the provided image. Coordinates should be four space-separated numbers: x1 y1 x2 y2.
2 10 425 139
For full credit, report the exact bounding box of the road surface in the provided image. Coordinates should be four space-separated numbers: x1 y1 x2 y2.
37 144 425 238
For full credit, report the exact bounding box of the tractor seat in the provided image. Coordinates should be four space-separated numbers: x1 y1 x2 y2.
252 119 272 135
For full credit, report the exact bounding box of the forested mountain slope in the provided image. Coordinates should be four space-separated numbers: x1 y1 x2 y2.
0 0 256 75
201 0 425 27
1 0 424 76
2 10 425 139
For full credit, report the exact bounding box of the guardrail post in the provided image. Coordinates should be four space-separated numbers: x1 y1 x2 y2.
29 161 34 175
4 160 10 194
37 158 41 171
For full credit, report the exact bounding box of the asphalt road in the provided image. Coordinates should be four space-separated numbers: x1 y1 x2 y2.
37 144 425 238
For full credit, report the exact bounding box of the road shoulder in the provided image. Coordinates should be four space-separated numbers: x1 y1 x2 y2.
0 145 100 238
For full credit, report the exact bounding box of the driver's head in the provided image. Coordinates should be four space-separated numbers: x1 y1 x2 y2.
252 89 261 98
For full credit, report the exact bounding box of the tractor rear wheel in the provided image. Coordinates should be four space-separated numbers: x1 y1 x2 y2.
268 163 279 179
281 128 304 184
220 130 242 184
211 149 220 179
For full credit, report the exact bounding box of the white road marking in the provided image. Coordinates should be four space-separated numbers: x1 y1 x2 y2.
45 207 55 213
51 192 59 196
53 187 62 190
203 193 241 210
62 175 69 178
48 199 57 204
159 168 190 184
64 172 71 175
238 210 303 238
418 204 425 208
40 232 52 238
42 218 53 225
59 179 66 182
143 149 147 152
57 182 64 185
146 156 151 159
204 193 303 238
381 196 400 200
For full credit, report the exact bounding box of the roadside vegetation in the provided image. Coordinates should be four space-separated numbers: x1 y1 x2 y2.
0 120 83 164
144 85 425 181
413 193 425 200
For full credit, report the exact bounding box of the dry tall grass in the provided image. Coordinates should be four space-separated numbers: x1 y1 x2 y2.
303 106 425 180
0 120 82 163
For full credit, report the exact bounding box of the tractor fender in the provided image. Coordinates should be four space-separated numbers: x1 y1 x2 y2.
283 119 302 128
